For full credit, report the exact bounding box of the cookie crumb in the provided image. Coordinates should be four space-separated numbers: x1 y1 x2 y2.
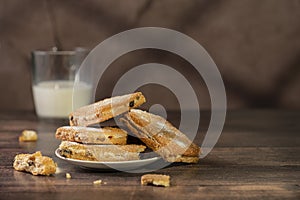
141 174 170 187
93 179 102 185
66 173 71 179
19 130 38 142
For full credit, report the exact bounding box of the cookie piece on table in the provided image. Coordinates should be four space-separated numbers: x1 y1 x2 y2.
120 109 200 163
55 126 127 145
13 151 56 176
19 130 38 142
69 92 146 126
141 174 170 187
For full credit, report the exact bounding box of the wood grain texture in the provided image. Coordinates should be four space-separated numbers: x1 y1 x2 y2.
0 110 299 200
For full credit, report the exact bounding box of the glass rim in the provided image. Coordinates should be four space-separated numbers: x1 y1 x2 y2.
32 47 88 56
32 50 77 56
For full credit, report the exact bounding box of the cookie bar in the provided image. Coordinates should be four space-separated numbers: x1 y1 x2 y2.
55 126 127 145
120 109 200 163
58 141 146 161
69 92 146 126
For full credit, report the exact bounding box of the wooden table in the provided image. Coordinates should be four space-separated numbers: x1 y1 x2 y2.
0 110 299 199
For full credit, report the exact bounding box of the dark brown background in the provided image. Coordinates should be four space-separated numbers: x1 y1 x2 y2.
0 0 300 112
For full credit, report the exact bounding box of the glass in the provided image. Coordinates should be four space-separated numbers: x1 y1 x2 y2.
31 48 92 118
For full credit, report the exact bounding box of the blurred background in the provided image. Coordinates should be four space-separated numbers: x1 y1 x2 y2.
0 0 299 112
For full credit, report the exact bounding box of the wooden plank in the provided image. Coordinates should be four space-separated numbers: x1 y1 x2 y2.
0 111 300 199
1 185 299 200
1 147 299 186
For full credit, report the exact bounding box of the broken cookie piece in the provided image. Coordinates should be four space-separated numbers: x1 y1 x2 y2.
19 130 38 142
13 151 56 176
93 179 102 185
141 174 170 187
66 173 72 179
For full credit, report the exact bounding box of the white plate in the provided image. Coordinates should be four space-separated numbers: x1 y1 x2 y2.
55 149 162 172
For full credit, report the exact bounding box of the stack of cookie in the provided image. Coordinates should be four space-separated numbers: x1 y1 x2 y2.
55 92 200 163
55 92 146 162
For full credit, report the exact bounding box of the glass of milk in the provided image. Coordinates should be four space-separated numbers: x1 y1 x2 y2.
31 48 92 118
